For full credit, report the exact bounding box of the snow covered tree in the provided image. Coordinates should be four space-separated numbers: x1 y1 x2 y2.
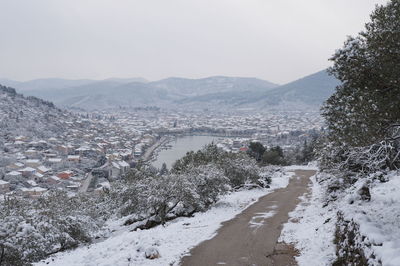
0 190 112 266
322 0 400 147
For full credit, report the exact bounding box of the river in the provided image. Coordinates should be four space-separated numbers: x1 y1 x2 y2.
152 135 220 169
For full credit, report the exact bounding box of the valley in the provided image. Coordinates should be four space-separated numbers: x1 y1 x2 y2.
1 1 399 265
0 83 322 198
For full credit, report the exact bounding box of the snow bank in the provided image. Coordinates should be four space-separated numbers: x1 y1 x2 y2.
282 169 400 266
339 171 400 266
35 170 292 266
279 172 336 266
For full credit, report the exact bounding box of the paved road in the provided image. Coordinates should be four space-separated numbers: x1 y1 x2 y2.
180 169 316 266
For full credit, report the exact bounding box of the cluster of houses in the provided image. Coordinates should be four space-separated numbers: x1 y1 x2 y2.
101 109 323 156
0 122 159 198
105 109 324 139
1 110 323 199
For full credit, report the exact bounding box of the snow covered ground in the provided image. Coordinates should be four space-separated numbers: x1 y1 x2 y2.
280 168 337 266
281 167 400 266
338 170 400 266
35 170 293 266
39 165 400 266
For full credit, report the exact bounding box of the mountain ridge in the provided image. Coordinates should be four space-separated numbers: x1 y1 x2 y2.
1 71 339 111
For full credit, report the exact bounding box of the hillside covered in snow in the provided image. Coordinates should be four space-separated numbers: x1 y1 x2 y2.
0 85 73 141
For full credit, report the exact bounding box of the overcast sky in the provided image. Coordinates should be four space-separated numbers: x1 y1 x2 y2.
0 0 388 84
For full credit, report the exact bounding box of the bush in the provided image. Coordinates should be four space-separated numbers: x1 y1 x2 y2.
172 144 270 188
0 192 103 266
333 212 377 266
318 138 400 177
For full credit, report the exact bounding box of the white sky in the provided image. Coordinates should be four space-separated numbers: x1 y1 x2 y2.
0 0 388 84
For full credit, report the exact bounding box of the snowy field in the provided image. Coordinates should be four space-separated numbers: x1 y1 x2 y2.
35 170 293 266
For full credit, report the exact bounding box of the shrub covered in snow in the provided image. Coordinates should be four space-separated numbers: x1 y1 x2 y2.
318 139 400 180
114 145 272 228
333 212 376 266
172 144 271 188
0 191 107 266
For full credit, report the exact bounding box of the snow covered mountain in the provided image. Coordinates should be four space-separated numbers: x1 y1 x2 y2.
3 71 339 111
151 76 278 97
246 70 340 108
173 70 339 111
55 82 178 110
7 76 278 110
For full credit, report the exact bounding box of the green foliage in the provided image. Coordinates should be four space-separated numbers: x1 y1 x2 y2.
319 1 400 176
171 144 222 173
247 142 289 166
257 145 287 166
297 139 317 164
322 0 400 147
248 142 266 161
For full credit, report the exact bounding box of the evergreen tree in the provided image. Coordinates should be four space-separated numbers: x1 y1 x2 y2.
300 139 315 163
262 146 286 165
248 142 266 161
322 0 400 147
159 162 168 175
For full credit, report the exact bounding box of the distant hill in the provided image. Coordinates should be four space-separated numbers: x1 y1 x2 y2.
23 80 131 102
252 70 340 108
175 70 340 110
0 78 94 91
56 82 176 110
2 71 339 111
6 76 277 110
0 77 147 91
151 76 277 97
